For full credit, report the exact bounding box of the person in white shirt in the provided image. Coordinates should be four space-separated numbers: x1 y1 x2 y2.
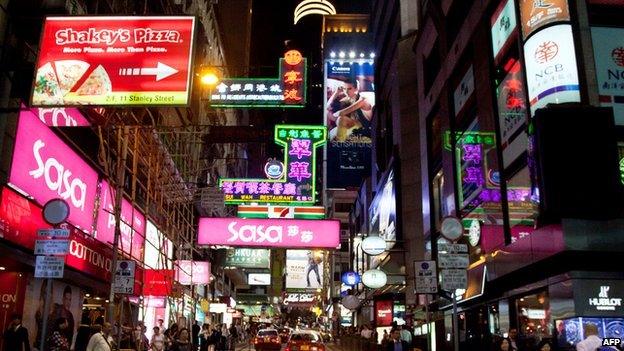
361 325 373 339
86 322 113 351
576 324 603 351
151 327 165 351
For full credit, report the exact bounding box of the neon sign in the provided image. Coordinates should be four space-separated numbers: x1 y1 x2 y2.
219 125 325 205
209 51 307 108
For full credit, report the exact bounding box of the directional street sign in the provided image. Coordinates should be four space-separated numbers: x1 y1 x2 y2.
34 256 65 278
438 243 468 253
37 229 70 238
414 260 438 294
113 260 136 294
438 254 470 269
35 240 70 255
441 269 468 291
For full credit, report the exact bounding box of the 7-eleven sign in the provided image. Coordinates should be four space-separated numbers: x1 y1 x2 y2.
237 205 325 219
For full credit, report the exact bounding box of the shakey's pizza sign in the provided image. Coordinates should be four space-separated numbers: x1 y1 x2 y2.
32 16 195 106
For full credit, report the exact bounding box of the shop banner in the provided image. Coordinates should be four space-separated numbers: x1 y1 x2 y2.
591 26 624 126
523 24 580 115
23 104 90 127
144 220 173 270
175 260 211 285
95 180 145 260
197 218 340 248
22 278 83 351
374 300 393 327
32 16 195 106
286 250 324 290
143 269 174 296
519 0 570 38
324 59 374 188
573 279 624 317
224 248 271 269
9 109 99 231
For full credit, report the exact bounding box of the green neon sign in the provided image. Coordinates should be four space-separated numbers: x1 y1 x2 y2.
219 125 326 205
444 131 496 151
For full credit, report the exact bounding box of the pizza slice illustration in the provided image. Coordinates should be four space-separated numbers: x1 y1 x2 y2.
33 62 64 105
75 65 112 96
54 60 90 95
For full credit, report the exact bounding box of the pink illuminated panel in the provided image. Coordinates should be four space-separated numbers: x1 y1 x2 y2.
175 260 211 285
197 218 339 248
23 104 90 127
96 181 145 260
9 109 99 230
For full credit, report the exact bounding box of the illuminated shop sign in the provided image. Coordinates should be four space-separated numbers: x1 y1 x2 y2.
497 60 529 168
574 280 624 317
282 292 319 306
9 109 99 231
491 0 518 60
237 205 325 219
248 273 271 286
32 16 195 106
519 0 570 38
219 125 325 205
225 249 271 268
375 300 393 327
209 50 307 108
175 260 211 285
286 250 325 289
197 218 340 248
591 27 624 126
523 24 580 115
24 104 90 127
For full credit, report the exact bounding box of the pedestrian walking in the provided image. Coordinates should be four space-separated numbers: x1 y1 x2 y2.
48 317 70 351
169 328 192 351
85 322 113 351
3 313 30 351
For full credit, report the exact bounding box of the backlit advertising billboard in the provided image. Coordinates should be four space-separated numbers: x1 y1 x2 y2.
175 260 211 285
197 218 340 248
224 249 271 269
324 59 374 188
523 24 580 115
286 250 324 290
591 26 624 126
519 0 570 38
9 109 99 231
32 16 195 106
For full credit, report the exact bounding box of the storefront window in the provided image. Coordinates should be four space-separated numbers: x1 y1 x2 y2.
515 291 552 349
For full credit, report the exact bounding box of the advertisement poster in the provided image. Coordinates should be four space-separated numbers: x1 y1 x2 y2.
374 300 393 327
523 24 580 115
369 169 397 268
285 250 324 290
32 16 195 106
592 26 624 126
9 109 99 231
497 60 529 168
491 0 518 60
519 0 570 38
22 277 83 351
324 59 375 188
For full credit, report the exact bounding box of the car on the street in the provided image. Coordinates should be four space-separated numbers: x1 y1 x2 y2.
279 326 294 343
284 330 325 351
252 328 282 351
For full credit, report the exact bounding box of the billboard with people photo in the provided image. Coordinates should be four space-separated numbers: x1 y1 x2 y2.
324 59 375 188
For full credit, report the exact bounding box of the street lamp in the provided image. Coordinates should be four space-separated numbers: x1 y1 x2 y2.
200 70 220 86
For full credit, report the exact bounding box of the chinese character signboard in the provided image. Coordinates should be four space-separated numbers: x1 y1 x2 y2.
523 24 580 115
32 16 195 106
197 218 340 248
325 59 375 188
491 0 518 60
496 60 529 168
219 125 325 205
519 0 570 38
209 50 307 108
237 205 325 219
591 27 624 126
224 249 271 269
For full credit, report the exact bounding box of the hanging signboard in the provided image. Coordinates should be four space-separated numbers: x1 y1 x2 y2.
209 50 307 108
440 269 468 291
237 205 325 219
491 0 518 60
197 218 340 248
224 249 271 269
32 16 195 106
219 125 326 205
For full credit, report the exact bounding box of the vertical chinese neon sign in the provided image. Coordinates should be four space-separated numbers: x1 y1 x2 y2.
219 125 326 205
